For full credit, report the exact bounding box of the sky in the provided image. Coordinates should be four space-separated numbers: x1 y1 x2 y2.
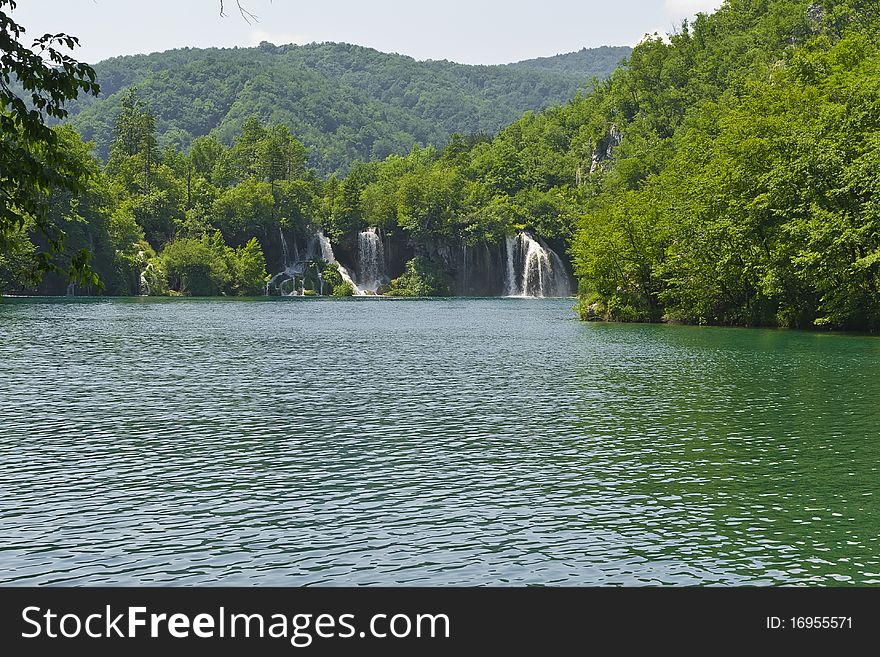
11 0 723 65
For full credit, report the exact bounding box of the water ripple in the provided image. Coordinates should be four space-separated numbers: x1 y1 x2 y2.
1 297 879 585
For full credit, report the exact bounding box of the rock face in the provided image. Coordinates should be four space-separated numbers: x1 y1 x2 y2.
423 239 509 297
590 124 622 174
807 3 826 26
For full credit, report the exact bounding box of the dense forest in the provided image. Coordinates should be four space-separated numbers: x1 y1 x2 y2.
3 0 880 331
59 43 630 173
570 0 880 330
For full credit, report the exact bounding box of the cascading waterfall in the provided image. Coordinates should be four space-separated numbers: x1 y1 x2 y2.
279 228 291 268
317 231 366 296
547 249 571 296
268 228 571 298
505 235 518 296
269 230 370 297
504 232 574 298
338 264 362 296
357 228 387 294
522 235 550 297
139 262 158 296
267 229 306 296
317 231 335 263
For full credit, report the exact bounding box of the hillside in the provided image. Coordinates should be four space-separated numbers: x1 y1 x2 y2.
63 42 630 172
506 45 633 76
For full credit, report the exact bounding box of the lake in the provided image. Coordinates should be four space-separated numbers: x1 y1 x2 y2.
1 297 878 585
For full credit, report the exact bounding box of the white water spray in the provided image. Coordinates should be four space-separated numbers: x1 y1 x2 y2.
317 232 366 296
505 235 518 296
139 261 160 296
267 229 308 296
357 228 387 294
504 232 573 298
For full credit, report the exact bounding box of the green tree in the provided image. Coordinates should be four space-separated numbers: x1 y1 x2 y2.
211 178 275 247
1 0 99 282
231 237 267 295
107 88 160 193
385 257 452 297
396 166 466 240
159 232 230 296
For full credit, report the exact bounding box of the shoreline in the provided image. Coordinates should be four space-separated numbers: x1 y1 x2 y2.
3 295 879 337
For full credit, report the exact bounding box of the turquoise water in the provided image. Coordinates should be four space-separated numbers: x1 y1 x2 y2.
1 297 878 585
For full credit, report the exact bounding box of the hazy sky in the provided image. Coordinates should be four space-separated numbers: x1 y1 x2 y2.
11 0 722 65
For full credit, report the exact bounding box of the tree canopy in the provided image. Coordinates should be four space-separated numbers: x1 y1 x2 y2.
569 0 880 330
1 0 99 283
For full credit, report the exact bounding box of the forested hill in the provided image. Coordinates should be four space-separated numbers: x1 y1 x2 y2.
506 46 633 75
62 42 630 172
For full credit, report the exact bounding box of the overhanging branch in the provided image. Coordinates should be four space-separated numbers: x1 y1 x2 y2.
219 1 259 24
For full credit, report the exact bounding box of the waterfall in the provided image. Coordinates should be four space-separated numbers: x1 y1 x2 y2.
504 232 574 298
357 228 387 294
522 235 549 297
504 235 518 296
317 232 335 263
547 249 571 296
317 231 366 296
280 228 290 266
338 263 363 296
268 229 305 296
139 262 159 296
